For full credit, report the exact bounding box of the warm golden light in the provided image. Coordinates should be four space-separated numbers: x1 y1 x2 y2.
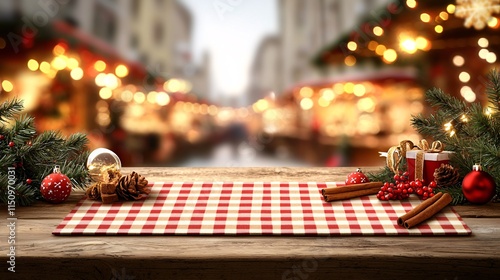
368 41 378 51
383 49 398 63
453 55 465 66
27 59 39 71
486 52 497 63
406 0 416 9
478 38 489 48
134 91 146 103
147 91 158 104
1 80 14 92
347 41 357 51
115 64 129 78
420 13 431 22
53 44 65 56
344 55 356 66
375 44 386 56
439 11 449 21
435 25 443 33
400 38 417 54
416 36 431 50
459 71 470 83
94 60 106 72
70 67 84 80
357 97 376 112
164 78 182 92
320 88 335 101
447 4 455 14
344 82 355 94
99 87 113 100
39 61 51 74
479 49 489 59
460 86 476 102
488 17 499 28
318 97 330 107
300 98 313 110
353 84 366 96
253 99 269 112
95 73 107 87
67 57 79 70
121 90 134 102
299 87 314 98
51 56 67 70
333 83 344 94
373 26 384 36
156 91 170 106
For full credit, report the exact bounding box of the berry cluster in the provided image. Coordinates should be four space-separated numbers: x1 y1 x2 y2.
410 179 436 200
377 171 412 200
377 172 437 201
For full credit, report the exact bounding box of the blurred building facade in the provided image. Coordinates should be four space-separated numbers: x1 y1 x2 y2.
0 0 209 97
248 0 391 102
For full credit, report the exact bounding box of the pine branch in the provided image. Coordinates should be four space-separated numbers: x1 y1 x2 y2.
486 69 500 110
425 87 468 117
0 98 23 123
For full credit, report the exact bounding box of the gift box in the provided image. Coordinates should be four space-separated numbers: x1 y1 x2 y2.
406 150 453 183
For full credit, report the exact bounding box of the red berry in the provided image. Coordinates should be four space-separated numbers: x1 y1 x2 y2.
407 187 414 194
416 181 423 188
26 178 32 185
429 193 435 197
428 187 433 193
394 175 400 181
0 135 5 140
9 141 15 147
422 186 428 192
429 181 437 188
416 189 423 196
403 171 409 177
423 191 429 197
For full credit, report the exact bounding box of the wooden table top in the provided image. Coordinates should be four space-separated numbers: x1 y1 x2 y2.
1 167 499 279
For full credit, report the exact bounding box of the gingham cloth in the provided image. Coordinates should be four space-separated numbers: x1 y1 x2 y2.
53 182 471 236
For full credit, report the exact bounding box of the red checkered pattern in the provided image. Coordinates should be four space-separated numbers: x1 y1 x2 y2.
53 182 471 236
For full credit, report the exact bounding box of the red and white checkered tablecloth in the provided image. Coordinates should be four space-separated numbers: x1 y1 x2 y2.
53 182 471 236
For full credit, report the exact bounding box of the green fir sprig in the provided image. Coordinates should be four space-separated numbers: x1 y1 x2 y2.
0 98 90 206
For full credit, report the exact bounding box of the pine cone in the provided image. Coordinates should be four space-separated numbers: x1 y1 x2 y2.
434 164 460 188
103 168 122 184
116 171 151 200
86 183 101 200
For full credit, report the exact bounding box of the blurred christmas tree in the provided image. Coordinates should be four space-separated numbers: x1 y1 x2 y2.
371 70 500 204
0 99 89 206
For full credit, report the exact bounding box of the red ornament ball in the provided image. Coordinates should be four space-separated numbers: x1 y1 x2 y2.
346 168 370 185
9 141 15 147
462 165 496 204
40 166 72 203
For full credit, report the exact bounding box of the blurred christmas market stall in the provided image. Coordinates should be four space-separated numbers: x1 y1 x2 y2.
0 19 221 166
249 0 500 166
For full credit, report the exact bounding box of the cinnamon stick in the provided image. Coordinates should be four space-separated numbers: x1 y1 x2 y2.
398 192 452 229
324 187 380 202
322 182 383 196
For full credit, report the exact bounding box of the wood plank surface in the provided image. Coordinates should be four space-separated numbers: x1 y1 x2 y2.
1 167 499 279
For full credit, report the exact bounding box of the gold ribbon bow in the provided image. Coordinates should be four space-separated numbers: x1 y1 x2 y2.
416 139 443 153
386 140 415 174
414 140 443 181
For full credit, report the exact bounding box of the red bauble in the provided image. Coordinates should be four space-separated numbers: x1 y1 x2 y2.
346 168 370 185
40 166 72 204
462 165 496 204
9 141 15 147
